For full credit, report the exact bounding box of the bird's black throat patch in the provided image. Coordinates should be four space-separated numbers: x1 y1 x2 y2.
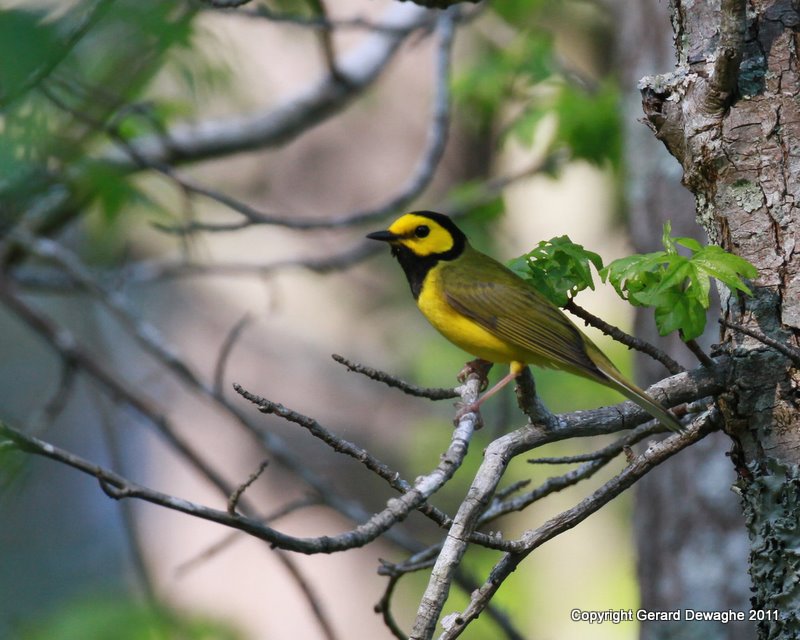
391 234 465 300
392 245 439 299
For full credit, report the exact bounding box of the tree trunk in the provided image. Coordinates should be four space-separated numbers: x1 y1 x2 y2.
639 1 800 637
611 2 755 639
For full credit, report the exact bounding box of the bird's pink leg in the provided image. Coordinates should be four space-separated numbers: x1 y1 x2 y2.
455 362 525 424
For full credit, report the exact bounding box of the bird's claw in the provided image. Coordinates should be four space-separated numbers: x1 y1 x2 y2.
457 358 492 391
454 402 483 429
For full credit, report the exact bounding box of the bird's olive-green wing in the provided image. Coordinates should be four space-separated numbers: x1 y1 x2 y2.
440 249 603 378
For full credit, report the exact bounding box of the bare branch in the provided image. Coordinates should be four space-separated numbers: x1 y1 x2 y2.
331 354 458 400
0 364 482 554
233 382 455 528
409 362 725 639
98 399 158 605
29 359 76 433
3 232 429 551
565 299 685 375
374 574 408 640
154 5 455 233
214 313 253 395
0 276 235 497
176 496 320 577
274 549 339 640
102 3 433 169
204 1 433 35
435 408 720 639
117 243 380 284
683 336 715 367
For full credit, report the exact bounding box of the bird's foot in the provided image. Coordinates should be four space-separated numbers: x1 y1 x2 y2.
457 358 492 391
454 401 484 429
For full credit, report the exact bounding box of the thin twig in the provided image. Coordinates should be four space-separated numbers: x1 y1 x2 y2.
513 366 557 426
332 354 458 400
29 359 76 433
565 299 685 375
274 550 340 640
684 337 715 367
176 496 320 577
228 460 269 515
375 574 408 640
307 0 344 83
3 233 431 554
720 319 800 366
98 398 159 605
0 370 480 553
101 3 432 170
206 1 435 35
0 275 236 497
233 382 456 529
214 313 253 395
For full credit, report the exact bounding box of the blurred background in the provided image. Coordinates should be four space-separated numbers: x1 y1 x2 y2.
0 0 748 639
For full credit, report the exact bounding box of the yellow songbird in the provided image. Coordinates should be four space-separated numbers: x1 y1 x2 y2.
367 211 682 432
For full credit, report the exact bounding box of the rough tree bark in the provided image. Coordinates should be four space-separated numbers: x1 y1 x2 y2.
640 1 800 638
612 2 754 639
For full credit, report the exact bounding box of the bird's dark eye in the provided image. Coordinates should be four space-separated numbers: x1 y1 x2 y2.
414 225 430 238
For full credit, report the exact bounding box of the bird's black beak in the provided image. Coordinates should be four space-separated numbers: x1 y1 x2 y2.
366 230 398 243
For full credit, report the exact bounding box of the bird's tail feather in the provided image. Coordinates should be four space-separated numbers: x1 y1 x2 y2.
585 344 683 433
605 374 683 433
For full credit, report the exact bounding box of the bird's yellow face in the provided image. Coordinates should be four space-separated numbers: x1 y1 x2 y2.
367 210 468 299
382 213 457 257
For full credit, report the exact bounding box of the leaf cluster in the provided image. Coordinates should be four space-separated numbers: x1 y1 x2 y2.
510 223 758 340
508 236 602 307
602 223 757 340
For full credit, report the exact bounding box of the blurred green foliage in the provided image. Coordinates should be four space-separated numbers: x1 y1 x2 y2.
453 1 621 170
21 595 242 640
0 1 226 232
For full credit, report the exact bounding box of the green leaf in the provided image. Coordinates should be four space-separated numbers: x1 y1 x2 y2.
453 34 554 123
602 222 758 340
691 245 758 294
675 236 703 252
653 291 707 340
510 236 604 306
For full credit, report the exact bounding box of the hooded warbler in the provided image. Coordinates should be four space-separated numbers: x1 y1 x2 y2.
366 211 682 432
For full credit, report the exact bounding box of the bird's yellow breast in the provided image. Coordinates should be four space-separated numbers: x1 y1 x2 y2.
417 264 521 364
